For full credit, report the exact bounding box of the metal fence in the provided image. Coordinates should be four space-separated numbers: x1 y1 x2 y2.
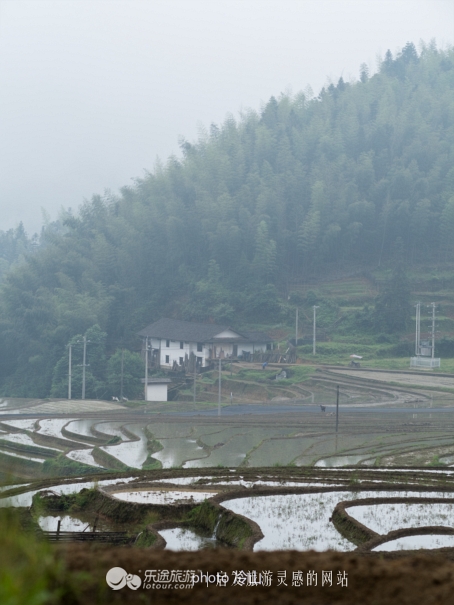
410 357 441 368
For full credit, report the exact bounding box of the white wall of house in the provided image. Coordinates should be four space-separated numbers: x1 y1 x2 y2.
149 338 209 368
147 335 270 367
146 383 168 401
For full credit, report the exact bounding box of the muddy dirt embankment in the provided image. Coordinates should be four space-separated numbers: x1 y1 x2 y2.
59 546 454 604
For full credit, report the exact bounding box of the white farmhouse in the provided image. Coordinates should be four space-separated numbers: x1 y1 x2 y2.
138 318 273 369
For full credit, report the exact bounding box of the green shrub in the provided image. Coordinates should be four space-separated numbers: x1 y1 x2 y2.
0 508 72 605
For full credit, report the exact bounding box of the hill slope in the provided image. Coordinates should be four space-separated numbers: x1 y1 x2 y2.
1 42 454 396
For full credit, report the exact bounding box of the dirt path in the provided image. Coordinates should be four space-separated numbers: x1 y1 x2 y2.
329 369 454 391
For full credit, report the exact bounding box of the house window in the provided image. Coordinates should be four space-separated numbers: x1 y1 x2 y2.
180 341 184 349
197 342 203 352
166 339 170 347
179 357 183 365
165 355 169 364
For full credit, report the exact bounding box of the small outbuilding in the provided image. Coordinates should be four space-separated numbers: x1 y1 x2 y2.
141 377 172 402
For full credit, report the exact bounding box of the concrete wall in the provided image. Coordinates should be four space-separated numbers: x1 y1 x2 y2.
146 383 168 401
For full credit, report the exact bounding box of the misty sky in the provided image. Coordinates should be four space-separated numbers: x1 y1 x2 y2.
1 0 453 234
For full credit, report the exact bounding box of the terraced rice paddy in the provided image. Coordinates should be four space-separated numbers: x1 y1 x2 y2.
110 489 217 504
0 477 137 507
37 515 96 532
222 490 451 551
101 424 149 468
0 449 45 463
66 419 98 438
373 534 454 551
2 409 454 474
66 449 102 467
315 455 375 467
36 418 75 437
1 433 49 447
2 419 38 431
153 438 206 467
94 422 127 440
2 465 454 555
0 368 454 555
349 501 454 533
223 492 353 551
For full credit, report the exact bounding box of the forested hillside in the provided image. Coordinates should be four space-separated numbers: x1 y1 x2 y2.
1 42 453 397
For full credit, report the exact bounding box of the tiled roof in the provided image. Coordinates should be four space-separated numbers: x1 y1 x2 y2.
138 318 271 343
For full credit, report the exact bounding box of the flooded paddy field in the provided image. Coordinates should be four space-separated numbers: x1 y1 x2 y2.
2 465 454 555
3 373 454 603
109 487 218 504
1 395 454 477
159 526 221 550
0 366 453 557
373 534 454 551
348 500 454 533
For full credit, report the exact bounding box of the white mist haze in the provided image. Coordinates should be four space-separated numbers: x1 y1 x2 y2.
0 0 453 234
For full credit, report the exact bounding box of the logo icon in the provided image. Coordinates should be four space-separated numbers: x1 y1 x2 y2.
106 567 142 590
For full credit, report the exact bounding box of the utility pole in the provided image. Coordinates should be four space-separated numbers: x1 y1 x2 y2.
120 348 124 400
430 302 436 360
74 336 90 399
81 335 87 400
193 353 197 404
313 305 319 355
415 302 421 356
218 357 221 417
335 385 339 433
68 344 72 400
144 337 149 402
295 307 298 346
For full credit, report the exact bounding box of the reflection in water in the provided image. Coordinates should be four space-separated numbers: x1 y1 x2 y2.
349 501 454 534
111 489 216 504
315 455 373 467
374 534 454 551
38 515 95 532
160 526 221 550
36 418 75 438
153 438 206 468
101 424 148 468
66 448 103 468
0 477 138 508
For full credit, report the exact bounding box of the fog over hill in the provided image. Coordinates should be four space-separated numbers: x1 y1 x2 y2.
0 42 454 397
1 0 453 234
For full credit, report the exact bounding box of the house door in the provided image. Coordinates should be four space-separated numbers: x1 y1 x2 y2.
233 344 238 357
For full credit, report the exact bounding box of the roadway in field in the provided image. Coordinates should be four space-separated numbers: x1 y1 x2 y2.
326 369 454 390
171 403 451 417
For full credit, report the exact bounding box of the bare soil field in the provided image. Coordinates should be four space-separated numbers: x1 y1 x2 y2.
59 545 454 604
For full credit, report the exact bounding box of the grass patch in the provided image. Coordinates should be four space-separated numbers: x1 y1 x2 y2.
134 527 157 547
31 487 100 514
42 454 101 477
0 439 58 458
